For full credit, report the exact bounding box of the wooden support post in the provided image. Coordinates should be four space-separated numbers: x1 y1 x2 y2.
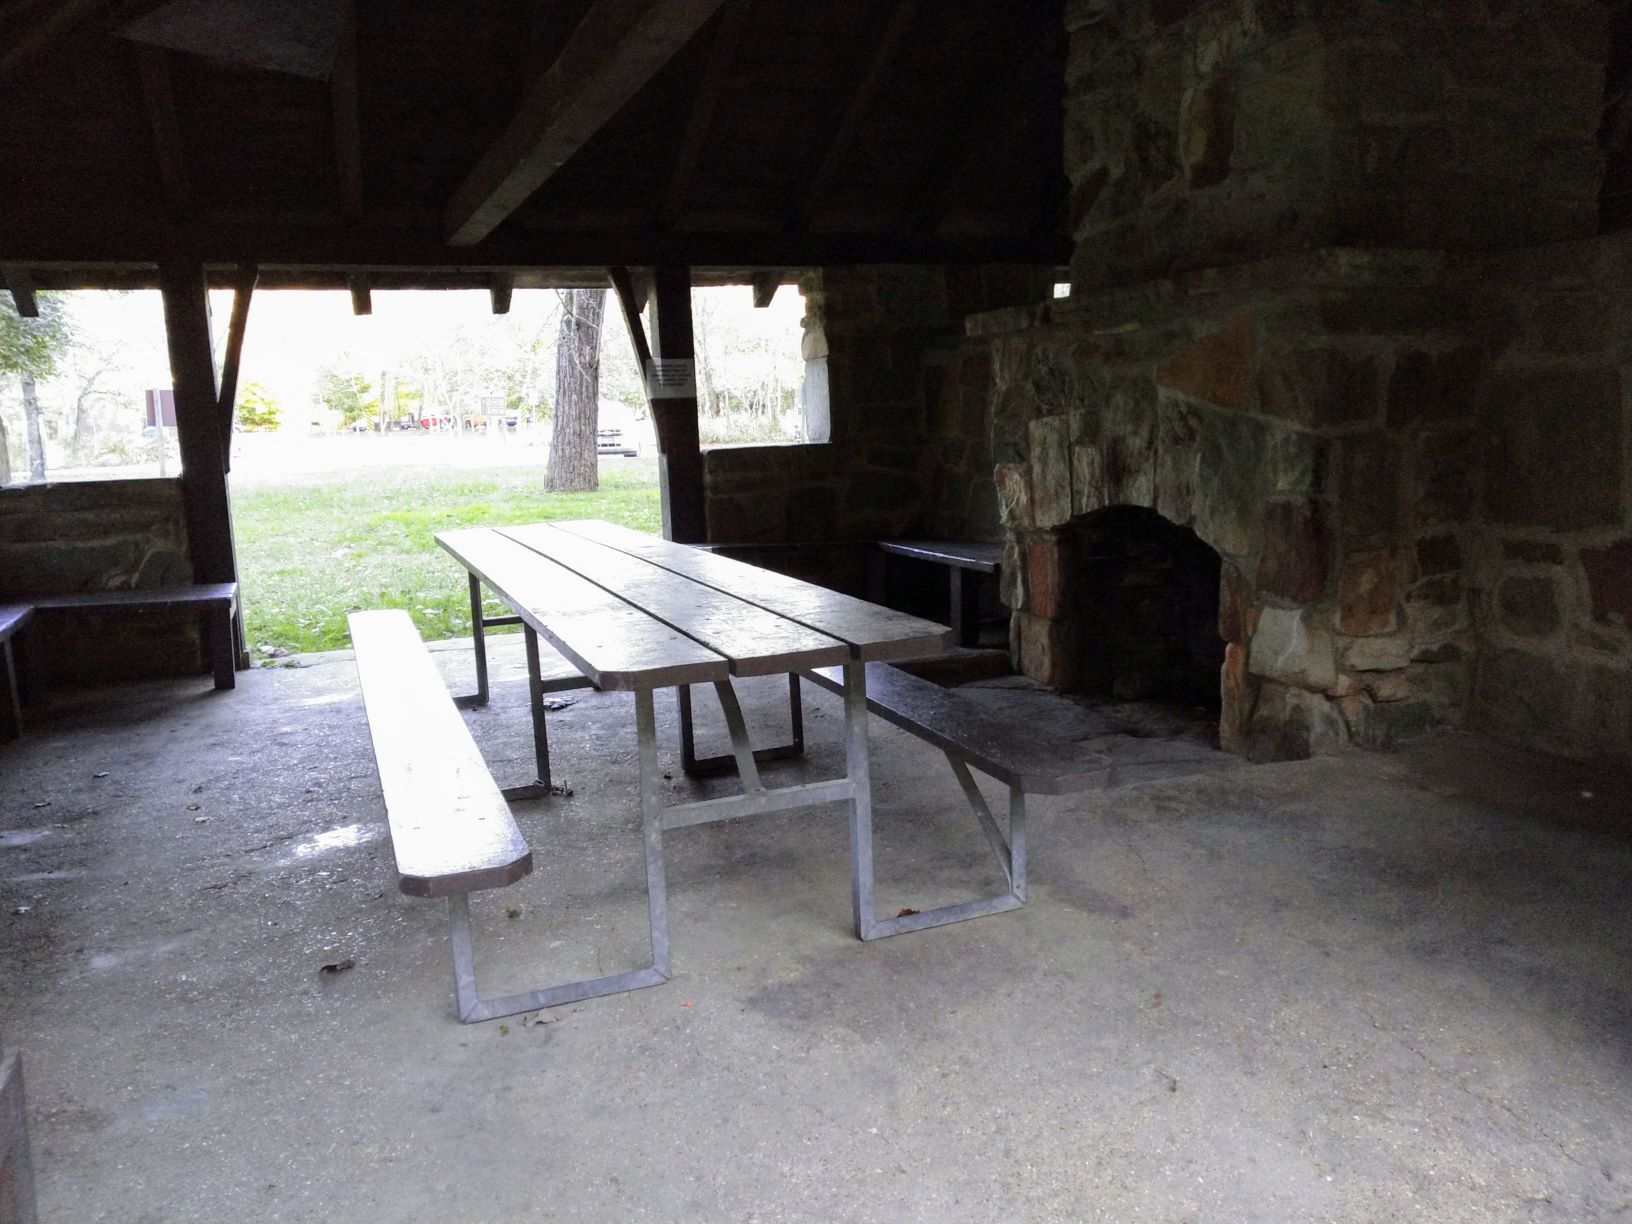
217 263 258 463
2 266 38 318
750 270 781 307
158 260 243 673
489 272 514 315
649 264 706 543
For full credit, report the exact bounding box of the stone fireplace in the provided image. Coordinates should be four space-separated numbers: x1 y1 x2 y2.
1038 506 1223 710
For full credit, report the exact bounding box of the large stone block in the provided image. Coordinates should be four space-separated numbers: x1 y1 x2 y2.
1028 416 1074 529
1191 411 1269 559
1257 345 1384 429
1385 346 1481 427
1580 538 1632 629
1249 606 1337 691
1248 682 1349 762
1497 574 1562 639
1337 432 1402 540
994 464 1033 530
1027 532 1068 620
1154 314 1255 411
1486 366 1623 530
1472 648 1580 751
1336 549 1399 637
1219 639 1252 754
1584 664 1632 761
1413 425 1479 525
1016 612 1077 689
1255 498 1332 605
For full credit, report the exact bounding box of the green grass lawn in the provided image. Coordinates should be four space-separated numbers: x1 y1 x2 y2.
233 462 661 656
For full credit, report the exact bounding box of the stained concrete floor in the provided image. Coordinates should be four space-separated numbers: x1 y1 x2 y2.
2 635 1630 1223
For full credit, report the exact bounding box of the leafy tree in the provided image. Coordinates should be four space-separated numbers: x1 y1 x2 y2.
0 293 72 482
315 364 378 427
236 381 282 432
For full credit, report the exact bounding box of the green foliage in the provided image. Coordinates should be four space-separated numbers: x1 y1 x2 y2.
0 294 72 379
236 381 282 432
233 462 661 654
315 363 379 426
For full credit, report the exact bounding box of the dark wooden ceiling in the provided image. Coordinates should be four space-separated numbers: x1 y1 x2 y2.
0 0 1068 288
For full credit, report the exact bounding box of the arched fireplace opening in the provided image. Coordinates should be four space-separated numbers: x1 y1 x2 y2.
1061 506 1225 714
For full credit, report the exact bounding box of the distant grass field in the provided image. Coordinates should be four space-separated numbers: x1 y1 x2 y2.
233 461 661 656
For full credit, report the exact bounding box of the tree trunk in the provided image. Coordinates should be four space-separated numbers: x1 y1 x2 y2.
21 371 46 481
545 288 604 492
0 411 11 485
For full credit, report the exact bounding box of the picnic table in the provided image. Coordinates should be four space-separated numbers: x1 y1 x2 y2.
425 519 952 1018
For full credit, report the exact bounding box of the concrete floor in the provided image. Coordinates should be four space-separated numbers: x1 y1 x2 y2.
2 635 1629 1223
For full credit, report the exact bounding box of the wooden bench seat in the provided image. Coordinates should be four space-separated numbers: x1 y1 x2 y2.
349 609 531 899
349 608 667 1023
804 662 1111 937
0 584 237 744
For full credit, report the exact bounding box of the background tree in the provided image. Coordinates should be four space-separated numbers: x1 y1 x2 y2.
545 288 605 492
236 381 282 432
315 363 378 427
0 293 72 482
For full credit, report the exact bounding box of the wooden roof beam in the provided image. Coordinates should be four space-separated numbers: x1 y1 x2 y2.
2 265 38 317
654 0 753 230
0 0 106 78
750 270 780 307
444 0 730 247
136 44 191 218
332 0 362 222
791 1 916 232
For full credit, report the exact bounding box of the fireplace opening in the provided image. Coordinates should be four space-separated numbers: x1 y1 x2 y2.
1063 506 1225 713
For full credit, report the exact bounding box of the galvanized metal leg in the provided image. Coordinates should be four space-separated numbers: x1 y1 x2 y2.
712 679 763 793
455 572 490 710
676 675 806 780
854 748 1028 941
443 687 671 1024
0 640 22 743
843 659 879 940
495 625 553 802
0 1044 37 1224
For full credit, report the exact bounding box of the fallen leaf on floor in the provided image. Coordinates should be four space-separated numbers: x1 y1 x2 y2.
191 784 204 794
186 804 201 812
12 906 31 915
520 1011 555 1029
1152 991 1162 1008
506 906 521 919
498 1024 510 1035
194 816 210 824
319 959 355 974
682 1000 694 1008
92 772 109 779
542 697 576 712
31 801 49 809
548 783 574 798
897 907 919 918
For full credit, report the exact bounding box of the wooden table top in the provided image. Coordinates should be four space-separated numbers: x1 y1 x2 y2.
437 521 951 691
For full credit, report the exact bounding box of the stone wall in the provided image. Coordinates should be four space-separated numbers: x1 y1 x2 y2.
0 478 205 683
1064 0 1605 291
702 266 1049 548
977 235 1632 765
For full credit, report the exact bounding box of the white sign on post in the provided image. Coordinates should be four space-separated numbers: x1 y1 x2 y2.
644 358 696 400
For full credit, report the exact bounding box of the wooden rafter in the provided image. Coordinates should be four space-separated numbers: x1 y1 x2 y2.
135 44 191 218
790 0 916 232
911 31 1059 236
0 0 104 78
750 270 780 307
1 265 38 317
444 0 730 247
348 273 371 315
654 0 753 230
332 0 362 221
217 264 257 425
608 265 652 370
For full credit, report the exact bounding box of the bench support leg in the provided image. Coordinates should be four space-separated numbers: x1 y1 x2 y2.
0 640 22 743
445 687 671 1024
454 573 490 710
677 673 804 780
206 604 235 690
499 626 555 802
854 750 1028 940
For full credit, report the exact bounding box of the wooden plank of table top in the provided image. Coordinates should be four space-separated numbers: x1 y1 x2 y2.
437 528 727 691
878 539 1002 572
349 609 531 898
500 524 850 677
553 521 953 663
